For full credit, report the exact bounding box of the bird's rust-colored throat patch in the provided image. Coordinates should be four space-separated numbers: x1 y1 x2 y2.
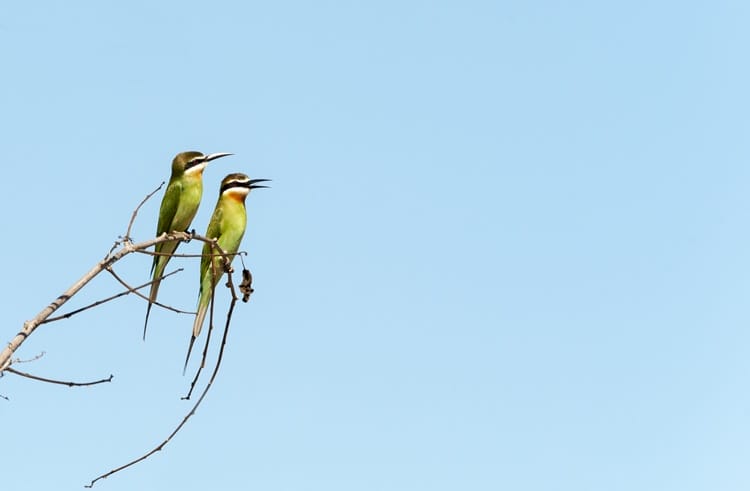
223 188 249 202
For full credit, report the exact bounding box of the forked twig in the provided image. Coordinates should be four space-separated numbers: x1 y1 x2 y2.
42 269 185 324
4 367 113 387
105 267 193 315
86 272 241 488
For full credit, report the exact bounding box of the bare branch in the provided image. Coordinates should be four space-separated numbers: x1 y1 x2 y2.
0 225 251 375
0 227 243 372
5 367 113 387
0 231 192 372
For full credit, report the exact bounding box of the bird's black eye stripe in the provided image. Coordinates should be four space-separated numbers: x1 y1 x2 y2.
185 158 204 169
221 181 251 193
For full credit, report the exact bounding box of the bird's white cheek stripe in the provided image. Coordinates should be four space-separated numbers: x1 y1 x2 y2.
222 187 250 198
185 162 207 175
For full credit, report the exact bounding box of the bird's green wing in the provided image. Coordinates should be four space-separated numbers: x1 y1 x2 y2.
151 179 183 274
199 204 224 295
156 179 183 237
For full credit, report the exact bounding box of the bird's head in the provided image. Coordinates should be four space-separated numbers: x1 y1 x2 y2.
220 173 271 201
172 151 233 176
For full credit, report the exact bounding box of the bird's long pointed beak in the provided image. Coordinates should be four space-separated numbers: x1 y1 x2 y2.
204 152 233 162
248 178 271 189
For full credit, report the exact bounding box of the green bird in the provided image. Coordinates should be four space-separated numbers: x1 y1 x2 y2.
143 150 233 340
184 173 269 371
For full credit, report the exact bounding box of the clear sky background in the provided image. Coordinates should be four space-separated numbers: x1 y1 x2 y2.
1 1 749 490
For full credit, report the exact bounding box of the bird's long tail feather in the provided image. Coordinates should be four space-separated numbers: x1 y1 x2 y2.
142 277 161 341
184 300 209 373
183 335 197 375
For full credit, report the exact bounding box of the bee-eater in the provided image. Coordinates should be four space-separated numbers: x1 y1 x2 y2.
143 151 233 340
184 173 269 371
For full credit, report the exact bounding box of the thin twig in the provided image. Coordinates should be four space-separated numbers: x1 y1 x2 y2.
42 269 185 324
4 367 113 387
182 243 222 400
125 182 165 241
105 267 193 315
224 262 240 303
105 183 165 257
86 273 240 488
136 249 246 260
14 351 46 363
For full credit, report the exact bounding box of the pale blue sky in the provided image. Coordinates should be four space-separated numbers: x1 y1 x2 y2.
2 1 749 490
